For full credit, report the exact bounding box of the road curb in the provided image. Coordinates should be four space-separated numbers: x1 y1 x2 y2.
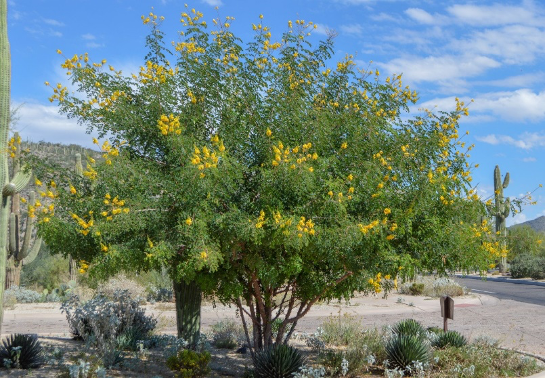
455 274 545 288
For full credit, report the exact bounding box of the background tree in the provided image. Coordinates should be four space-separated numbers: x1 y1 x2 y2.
507 225 545 260
38 9 498 350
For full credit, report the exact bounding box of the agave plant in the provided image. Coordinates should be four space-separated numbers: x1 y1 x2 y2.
385 334 430 374
392 319 426 339
0 334 43 369
432 330 468 349
252 344 305 378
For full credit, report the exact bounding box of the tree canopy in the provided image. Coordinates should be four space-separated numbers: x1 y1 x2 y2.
36 8 498 348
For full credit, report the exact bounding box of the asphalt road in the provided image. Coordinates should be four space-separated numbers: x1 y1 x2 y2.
454 276 545 306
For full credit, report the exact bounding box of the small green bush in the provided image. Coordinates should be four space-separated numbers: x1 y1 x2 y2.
252 344 305 378
510 254 545 279
408 283 424 295
166 349 211 378
320 314 363 346
432 330 468 348
211 319 245 349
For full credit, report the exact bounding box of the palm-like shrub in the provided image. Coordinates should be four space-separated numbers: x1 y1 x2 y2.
385 334 430 373
392 319 426 339
0 334 43 369
252 344 305 378
432 330 467 348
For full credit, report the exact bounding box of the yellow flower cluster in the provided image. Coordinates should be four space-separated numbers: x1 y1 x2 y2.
296 216 315 238
272 211 293 235
101 193 129 221
7 134 21 158
255 210 266 228
71 213 94 236
271 141 317 170
180 7 205 27
368 273 383 293
139 60 176 84
191 137 224 178
157 114 182 136
79 260 89 274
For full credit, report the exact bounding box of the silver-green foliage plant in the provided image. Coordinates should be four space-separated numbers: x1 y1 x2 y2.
0 0 33 332
385 334 430 375
61 290 157 351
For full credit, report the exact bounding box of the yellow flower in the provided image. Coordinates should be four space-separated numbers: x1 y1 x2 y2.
386 234 395 240
200 251 208 260
266 128 272 137
70 185 77 194
347 174 353 181
185 217 193 226
341 142 348 149
35 178 42 186
384 208 391 215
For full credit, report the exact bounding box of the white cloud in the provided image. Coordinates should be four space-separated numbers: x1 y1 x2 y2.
378 54 500 84
472 89 545 122
11 102 93 148
50 30 62 37
508 212 528 227
43 18 64 27
200 0 222 6
404 8 449 25
339 23 363 36
447 3 542 27
482 72 545 88
475 132 545 150
313 24 333 36
86 42 104 49
82 33 96 40
523 157 537 162
451 25 545 65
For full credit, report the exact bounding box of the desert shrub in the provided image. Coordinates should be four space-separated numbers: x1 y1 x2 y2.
252 344 305 378
211 319 245 349
4 286 42 304
408 283 424 295
432 330 467 349
385 334 430 374
131 269 174 302
510 254 545 279
0 334 43 369
399 276 466 297
61 290 157 350
431 277 466 297
96 274 146 302
430 343 543 377
166 349 211 378
20 247 71 291
320 314 363 346
146 286 174 302
3 290 17 308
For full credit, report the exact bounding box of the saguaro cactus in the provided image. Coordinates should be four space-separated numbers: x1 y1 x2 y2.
493 165 510 272
1 0 33 331
68 153 84 283
5 132 43 289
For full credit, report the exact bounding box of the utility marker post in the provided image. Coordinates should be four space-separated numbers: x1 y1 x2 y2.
440 295 454 332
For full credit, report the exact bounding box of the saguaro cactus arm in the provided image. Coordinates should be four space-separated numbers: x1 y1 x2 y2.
9 191 42 262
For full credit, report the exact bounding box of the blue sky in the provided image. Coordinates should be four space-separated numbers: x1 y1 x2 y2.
6 0 545 226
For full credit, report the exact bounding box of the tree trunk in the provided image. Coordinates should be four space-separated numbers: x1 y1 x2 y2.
68 255 77 283
173 279 202 348
5 256 20 289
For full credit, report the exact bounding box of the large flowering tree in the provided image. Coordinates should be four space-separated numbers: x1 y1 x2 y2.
37 8 497 350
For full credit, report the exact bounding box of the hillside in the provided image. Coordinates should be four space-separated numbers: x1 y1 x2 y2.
509 216 545 233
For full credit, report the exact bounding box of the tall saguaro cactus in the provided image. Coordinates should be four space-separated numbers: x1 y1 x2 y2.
5 132 43 289
1 0 33 331
493 165 510 272
67 153 84 283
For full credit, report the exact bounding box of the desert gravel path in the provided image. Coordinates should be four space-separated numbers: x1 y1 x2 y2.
2 293 545 358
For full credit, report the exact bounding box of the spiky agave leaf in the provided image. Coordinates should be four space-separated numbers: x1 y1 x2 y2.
386 334 430 373
0 334 43 369
252 344 305 378
432 330 468 349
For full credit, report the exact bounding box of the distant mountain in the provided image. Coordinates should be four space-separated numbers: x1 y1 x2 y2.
509 216 545 233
